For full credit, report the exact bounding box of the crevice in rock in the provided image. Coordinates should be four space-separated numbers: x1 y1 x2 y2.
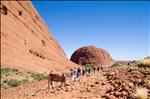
1 5 8 15
29 49 45 59
41 40 46 46
18 10 22 16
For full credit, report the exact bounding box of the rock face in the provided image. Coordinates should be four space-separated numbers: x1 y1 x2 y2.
70 46 115 67
1 1 78 73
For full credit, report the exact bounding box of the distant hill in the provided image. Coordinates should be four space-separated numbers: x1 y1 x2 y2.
116 61 130 65
70 46 115 68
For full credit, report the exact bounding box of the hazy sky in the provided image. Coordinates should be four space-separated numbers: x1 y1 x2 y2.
32 1 149 60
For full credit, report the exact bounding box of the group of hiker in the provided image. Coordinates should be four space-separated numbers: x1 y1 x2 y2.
70 66 103 84
48 66 103 89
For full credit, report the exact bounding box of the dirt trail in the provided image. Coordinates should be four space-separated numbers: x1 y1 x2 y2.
1 71 109 99
1 66 150 99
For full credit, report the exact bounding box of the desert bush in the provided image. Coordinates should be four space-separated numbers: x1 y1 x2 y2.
12 68 18 72
5 73 10 77
1 67 48 89
21 79 29 84
128 60 150 75
64 72 71 77
27 71 32 74
137 63 150 68
27 77 34 83
3 79 8 83
83 64 93 69
4 78 33 88
1 67 11 74
16 72 19 75
1 83 9 89
7 79 21 87
134 87 148 99
128 65 138 72
31 73 48 81
3 86 8 89
111 63 121 68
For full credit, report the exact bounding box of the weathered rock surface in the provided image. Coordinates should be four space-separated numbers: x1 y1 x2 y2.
70 46 115 67
1 1 79 73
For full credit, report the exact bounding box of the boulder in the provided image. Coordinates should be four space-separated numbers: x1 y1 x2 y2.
70 46 115 67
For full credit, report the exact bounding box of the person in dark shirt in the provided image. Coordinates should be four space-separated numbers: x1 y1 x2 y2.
82 68 85 75
85 67 88 76
77 68 81 77
97 67 100 72
88 68 91 74
61 72 66 87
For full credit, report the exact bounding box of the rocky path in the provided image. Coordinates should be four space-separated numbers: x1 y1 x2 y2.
1 66 150 99
1 70 109 99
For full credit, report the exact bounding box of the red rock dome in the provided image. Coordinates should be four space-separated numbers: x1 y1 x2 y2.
70 46 115 67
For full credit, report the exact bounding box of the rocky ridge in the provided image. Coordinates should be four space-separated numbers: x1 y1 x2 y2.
1 1 79 73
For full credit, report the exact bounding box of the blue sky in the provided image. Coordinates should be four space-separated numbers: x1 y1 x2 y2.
32 1 149 60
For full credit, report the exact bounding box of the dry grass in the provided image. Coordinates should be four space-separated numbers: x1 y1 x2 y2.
137 57 150 67
128 57 150 75
1 66 48 89
134 87 148 99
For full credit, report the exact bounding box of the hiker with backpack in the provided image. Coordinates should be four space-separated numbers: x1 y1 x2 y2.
48 71 55 89
82 67 85 75
85 67 89 76
88 68 91 74
77 68 81 77
97 67 100 72
70 68 77 84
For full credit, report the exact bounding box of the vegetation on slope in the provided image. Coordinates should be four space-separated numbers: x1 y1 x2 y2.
128 56 150 75
1 66 48 89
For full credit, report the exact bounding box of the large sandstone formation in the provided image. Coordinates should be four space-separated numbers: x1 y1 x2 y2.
1 1 79 73
70 46 115 67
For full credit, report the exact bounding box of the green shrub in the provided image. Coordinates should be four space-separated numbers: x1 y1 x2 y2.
27 71 32 74
31 73 48 81
3 86 8 89
83 64 93 69
1 67 11 74
137 63 150 68
5 73 10 76
12 68 18 72
128 66 138 72
111 63 121 68
64 72 71 77
3 79 8 83
21 79 29 84
7 79 21 87
1 83 9 89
